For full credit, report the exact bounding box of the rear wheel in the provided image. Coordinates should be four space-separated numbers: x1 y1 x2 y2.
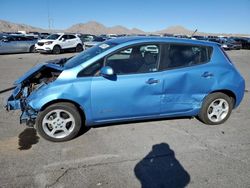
198 92 233 125
75 44 83 52
52 45 61 54
36 102 82 142
29 45 35 53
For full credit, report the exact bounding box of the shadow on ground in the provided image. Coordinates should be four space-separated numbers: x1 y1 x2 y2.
134 143 190 188
18 128 39 150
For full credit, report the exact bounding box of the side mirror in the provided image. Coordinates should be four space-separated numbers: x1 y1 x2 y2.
61 37 66 41
100 66 114 77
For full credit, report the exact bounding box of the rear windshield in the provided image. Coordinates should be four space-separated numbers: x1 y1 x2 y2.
64 41 117 69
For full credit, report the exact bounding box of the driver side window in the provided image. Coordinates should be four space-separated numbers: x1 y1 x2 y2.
105 44 160 75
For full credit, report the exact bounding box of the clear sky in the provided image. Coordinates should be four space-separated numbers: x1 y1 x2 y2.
1 0 250 34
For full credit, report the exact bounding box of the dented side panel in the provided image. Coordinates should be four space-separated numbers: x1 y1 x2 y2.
160 68 210 114
26 77 93 124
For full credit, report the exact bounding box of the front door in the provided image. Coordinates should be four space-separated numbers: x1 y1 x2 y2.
91 43 163 122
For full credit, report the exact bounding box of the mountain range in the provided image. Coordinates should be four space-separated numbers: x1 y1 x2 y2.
0 19 248 36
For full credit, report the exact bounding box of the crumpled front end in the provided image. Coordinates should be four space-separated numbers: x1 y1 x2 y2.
6 61 64 126
6 85 38 126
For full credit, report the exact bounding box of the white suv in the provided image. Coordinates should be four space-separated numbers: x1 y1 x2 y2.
35 33 83 54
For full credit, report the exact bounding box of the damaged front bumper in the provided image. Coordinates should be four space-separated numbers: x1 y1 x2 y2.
5 61 64 127
6 94 38 126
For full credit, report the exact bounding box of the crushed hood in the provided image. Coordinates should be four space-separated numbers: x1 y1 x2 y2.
14 63 64 85
14 58 68 85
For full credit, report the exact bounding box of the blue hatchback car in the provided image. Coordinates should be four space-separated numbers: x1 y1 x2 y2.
6 37 245 141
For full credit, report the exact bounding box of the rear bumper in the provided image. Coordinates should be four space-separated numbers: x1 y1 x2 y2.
234 78 245 108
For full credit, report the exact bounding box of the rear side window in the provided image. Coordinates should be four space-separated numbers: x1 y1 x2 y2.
159 44 212 70
60 35 68 40
68 35 76 39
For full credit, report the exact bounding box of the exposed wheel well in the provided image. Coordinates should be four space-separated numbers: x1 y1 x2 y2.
210 90 236 107
40 99 86 121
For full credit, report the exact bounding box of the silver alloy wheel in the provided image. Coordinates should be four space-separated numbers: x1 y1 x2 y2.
42 109 75 138
207 98 229 123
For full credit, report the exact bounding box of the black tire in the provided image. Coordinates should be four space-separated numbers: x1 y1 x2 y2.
198 92 233 125
75 44 83 52
29 45 35 53
52 45 61 54
36 102 82 142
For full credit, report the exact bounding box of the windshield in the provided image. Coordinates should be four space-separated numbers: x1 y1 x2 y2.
64 41 117 69
46 34 60 40
227 38 236 43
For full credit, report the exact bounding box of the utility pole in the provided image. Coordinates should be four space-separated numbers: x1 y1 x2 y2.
47 0 53 31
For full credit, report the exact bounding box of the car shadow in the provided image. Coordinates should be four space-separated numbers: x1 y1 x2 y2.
134 143 190 188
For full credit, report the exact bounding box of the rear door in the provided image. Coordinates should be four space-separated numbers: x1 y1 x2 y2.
0 37 19 53
59 35 70 49
159 43 215 114
16 36 30 52
67 35 77 48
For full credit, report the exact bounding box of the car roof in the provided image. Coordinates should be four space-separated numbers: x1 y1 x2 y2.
53 33 77 35
108 36 218 47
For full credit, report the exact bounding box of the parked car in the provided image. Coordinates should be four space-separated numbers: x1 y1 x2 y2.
6 37 245 142
0 33 6 39
224 38 242 50
173 34 189 38
78 34 96 43
191 36 207 40
106 34 118 39
0 35 37 54
84 36 106 49
207 38 237 50
40 33 50 39
230 37 250 49
35 33 83 54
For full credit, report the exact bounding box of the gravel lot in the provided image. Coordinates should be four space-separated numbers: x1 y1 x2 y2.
0 50 249 188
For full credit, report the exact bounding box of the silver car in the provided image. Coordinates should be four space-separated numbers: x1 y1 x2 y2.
0 35 37 54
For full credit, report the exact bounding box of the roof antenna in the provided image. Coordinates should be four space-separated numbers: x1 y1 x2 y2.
191 29 198 37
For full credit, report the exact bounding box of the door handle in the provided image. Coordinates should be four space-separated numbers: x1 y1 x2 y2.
201 72 214 78
146 78 160 84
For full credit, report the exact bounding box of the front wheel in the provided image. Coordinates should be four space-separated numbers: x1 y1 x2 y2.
36 102 82 142
75 44 83 52
198 92 233 125
52 45 61 54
